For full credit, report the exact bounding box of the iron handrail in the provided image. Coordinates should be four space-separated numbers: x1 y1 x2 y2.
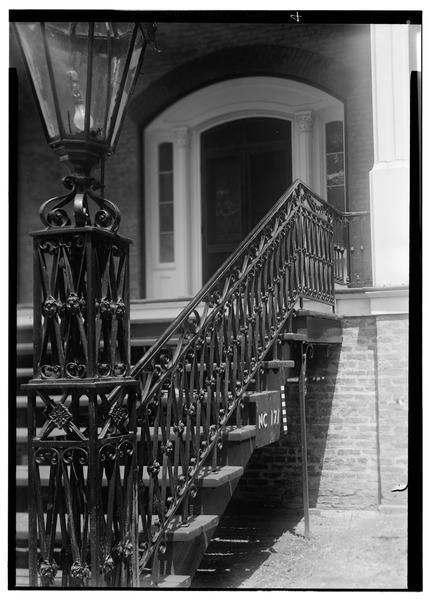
129 179 339 573
129 179 337 379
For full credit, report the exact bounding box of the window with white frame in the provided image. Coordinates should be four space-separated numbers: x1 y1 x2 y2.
325 120 346 212
158 142 174 262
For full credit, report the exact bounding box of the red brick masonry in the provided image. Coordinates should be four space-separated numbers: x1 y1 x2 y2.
235 314 408 510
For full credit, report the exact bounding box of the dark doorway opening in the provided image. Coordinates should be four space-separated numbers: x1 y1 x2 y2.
201 117 292 283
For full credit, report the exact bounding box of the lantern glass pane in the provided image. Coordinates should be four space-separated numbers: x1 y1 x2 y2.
109 25 145 149
44 23 93 138
15 21 148 155
15 23 59 139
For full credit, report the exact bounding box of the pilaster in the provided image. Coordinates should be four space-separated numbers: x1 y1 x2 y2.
294 110 314 187
369 24 411 286
173 126 192 296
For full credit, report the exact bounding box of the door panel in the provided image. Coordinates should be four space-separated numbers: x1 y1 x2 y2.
206 155 243 246
204 154 244 278
201 118 292 282
248 149 291 229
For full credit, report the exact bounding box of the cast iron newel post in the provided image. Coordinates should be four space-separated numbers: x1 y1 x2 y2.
13 21 157 587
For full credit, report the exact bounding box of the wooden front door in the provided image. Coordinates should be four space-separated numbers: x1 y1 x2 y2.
201 117 292 283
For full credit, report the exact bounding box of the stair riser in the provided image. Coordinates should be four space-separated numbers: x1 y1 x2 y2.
218 437 256 469
156 527 218 578
189 476 242 517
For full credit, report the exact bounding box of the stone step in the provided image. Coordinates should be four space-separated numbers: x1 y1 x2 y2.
15 512 219 543
16 464 243 489
16 368 33 380
140 573 192 588
14 568 191 588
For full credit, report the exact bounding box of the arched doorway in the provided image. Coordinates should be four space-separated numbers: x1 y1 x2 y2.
201 117 292 282
144 76 344 299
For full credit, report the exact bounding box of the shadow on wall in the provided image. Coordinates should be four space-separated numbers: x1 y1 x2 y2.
233 343 341 510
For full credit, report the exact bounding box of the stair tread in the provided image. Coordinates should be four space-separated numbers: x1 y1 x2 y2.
261 359 295 368
295 309 342 321
15 569 31 587
245 390 280 403
16 368 33 376
223 424 256 441
140 464 243 487
140 573 191 588
15 569 191 589
279 332 307 341
16 342 33 354
16 395 67 407
150 514 220 541
131 337 179 347
16 464 243 488
15 512 219 542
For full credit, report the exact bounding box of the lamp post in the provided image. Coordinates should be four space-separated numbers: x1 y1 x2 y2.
13 21 157 587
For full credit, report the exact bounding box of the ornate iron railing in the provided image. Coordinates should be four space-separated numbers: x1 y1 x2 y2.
333 210 371 286
25 178 369 586
124 180 339 574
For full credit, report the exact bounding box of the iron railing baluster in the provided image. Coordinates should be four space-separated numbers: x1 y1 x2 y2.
27 180 371 586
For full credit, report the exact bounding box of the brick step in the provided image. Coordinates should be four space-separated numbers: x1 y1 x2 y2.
140 573 191 588
278 332 307 342
15 568 191 588
16 512 219 543
16 368 33 380
16 343 33 357
16 464 243 488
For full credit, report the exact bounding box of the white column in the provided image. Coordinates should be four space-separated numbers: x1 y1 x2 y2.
173 126 192 296
369 24 411 287
294 110 314 187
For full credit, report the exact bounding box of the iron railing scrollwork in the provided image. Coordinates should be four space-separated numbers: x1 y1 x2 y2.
333 210 371 286
124 180 339 574
27 179 369 586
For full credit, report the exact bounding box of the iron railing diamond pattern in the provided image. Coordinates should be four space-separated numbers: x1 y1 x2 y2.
26 179 364 586
128 180 337 573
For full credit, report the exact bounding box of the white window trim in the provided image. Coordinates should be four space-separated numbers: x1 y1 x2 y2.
315 106 345 203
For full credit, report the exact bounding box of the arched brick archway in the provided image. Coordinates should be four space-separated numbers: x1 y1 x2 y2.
128 44 358 127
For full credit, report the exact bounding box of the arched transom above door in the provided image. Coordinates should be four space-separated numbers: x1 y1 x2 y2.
144 77 344 300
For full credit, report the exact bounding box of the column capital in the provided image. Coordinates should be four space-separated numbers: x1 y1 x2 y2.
295 110 314 134
173 126 191 148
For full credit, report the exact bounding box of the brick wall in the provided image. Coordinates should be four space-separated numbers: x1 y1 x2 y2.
11 22 373 302
375 315 409 507
234 314 408 510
